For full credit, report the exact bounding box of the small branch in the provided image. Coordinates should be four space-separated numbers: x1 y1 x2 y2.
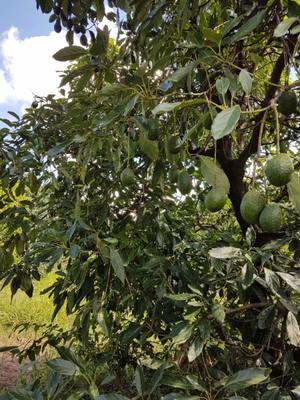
225 302 271 316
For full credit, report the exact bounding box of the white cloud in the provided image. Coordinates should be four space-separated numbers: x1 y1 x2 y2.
0 19 118 114
0 27 68 111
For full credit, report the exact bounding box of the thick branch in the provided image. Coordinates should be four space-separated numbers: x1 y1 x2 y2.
239 35 297 164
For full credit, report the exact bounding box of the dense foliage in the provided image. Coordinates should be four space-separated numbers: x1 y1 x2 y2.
1 0 300 398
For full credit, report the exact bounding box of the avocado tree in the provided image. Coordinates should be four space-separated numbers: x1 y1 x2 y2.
1 0 300 399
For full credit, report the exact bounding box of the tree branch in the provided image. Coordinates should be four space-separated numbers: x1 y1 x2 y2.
239 35 298 165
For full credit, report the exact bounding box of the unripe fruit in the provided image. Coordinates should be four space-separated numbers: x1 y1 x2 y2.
240 190 266 224
265 153 294 187
277 91 298 116
80 33 88 47
205 188 227 212
167 136 181 154
177 170 192 195
259 203 283 232
147 118 159 140
168 166 178 183
120 167 135 186
54 18 62 33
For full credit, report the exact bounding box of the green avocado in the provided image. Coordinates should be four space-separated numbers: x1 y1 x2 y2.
277 90 298 116
167 136 181 154
240 190 266 224
205 188 227 212
259 203 283 232
177 170 192 195
265 153 294 187
168 166 178 183
120 167 135 186
147 118 160 140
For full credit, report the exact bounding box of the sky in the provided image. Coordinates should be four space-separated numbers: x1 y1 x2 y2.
0 1 117 121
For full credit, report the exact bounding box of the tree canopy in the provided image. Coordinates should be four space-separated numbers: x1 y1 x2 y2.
1 0 300 399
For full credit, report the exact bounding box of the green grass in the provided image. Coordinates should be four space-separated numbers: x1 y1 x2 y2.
0 271 72 339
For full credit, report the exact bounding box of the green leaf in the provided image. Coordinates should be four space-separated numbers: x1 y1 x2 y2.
53 46 87 61
97 395 129 400
134 366 145 396
168 63 195 82
170 322 194 345
211 106 240 140
211 302 225 323
98 309 111 337
100 374 115 386
139 132 159 161
202 27 221 43
216 77 230 95
265 268 280 295
162 373 205 391
290 24 300 34
166 293 195 301
209 247 241 259
162 395 200 400
48 359 80 376
221 16 243 38
228 397 247 400
274 17 298 37
200 156 230 193
261 389 280 400
292 385 300 398
287 311 300 346
225 10 266 43
123 95 139 115
287 173 300 214
188 336 204 362
239 69 252 95
277 272 300 294
152 102 182 115
147 363 167 395
224 368 271 391
110 248 126 284
258 306 275 329
241 263 254 289
99 83 130 96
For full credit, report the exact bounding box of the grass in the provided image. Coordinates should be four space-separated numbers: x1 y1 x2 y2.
0 270 72 340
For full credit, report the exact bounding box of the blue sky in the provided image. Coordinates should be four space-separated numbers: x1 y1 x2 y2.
0 1 61 120
0 1 51 39
0 1 116 122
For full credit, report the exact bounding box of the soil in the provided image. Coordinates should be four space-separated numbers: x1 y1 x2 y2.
0 336 31 391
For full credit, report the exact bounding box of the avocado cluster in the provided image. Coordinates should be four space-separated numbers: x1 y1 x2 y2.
239 152 294 232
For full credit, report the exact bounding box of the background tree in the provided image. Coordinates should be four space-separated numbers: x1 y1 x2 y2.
1 0 300 399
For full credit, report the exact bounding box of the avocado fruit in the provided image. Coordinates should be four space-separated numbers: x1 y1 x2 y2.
277 90 298 116
240 190 266 224
259 203 283 232
120 167 135 186
265 153 294 187
205 187 227 212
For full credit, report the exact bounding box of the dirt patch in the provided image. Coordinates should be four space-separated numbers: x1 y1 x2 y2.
0 337 31 391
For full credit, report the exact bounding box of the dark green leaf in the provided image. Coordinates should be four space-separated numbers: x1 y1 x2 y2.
225 10 266 43
110 248 126 284
224 368 271 391
287 311 300 346
53 46 87 61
